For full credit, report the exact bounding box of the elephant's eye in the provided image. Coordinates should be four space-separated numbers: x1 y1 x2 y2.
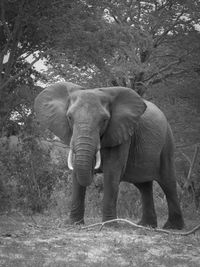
67 113 73 125
100 117 109 135
102 118 108 125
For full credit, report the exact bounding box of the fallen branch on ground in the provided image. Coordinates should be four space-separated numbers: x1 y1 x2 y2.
81 218 200 236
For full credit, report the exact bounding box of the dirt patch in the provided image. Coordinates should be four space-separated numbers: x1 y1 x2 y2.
0 215 199 267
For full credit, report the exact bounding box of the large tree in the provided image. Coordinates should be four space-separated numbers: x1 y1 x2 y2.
0 0 80 134
47 0 200 94
1 0 200 134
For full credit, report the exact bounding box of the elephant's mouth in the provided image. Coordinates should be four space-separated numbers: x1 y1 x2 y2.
67 149 101 171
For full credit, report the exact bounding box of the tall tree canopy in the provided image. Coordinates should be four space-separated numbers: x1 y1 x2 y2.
48 0 200 92
0 0 76 133
0 0 200 134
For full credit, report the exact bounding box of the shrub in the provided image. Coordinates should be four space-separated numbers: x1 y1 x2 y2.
0 136 60 213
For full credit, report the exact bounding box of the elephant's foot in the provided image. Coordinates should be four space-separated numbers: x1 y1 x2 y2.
64 217 84 225
137 217 157 228
163 214 184 230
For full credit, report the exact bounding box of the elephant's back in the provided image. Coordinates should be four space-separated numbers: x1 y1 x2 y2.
142 101 167 128
137 100 168 157
141 100 168 139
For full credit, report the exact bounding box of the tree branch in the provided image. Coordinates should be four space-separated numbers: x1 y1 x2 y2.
0 0 12 83
154 9 186 47
180 150 192 165
182 145 199 191
137 0 141 23
4 0 26 80
0 55 43 91
176 143 200 149
0 0 11 40
144 59 181 83
150 69 186 85
110 12 121 24
81 218 200 236
20 52 36 61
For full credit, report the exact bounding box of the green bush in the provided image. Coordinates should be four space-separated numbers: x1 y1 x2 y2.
0 136 61 213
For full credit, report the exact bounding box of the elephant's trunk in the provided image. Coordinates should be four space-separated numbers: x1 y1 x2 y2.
68 135 101 187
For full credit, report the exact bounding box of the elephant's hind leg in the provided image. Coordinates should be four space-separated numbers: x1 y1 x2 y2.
134 181 157 228
158 128 184 230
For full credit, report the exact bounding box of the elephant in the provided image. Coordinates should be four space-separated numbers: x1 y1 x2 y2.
34 82 184 229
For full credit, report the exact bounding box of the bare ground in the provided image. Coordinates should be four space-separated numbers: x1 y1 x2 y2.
0 214 200 267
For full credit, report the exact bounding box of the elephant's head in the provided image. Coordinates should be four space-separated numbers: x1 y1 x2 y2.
34 82 146 187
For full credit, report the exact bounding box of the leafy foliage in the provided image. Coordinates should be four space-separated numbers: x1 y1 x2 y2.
45 0 200 93
1 0 200 130
0 134 60 212
0 0 49 133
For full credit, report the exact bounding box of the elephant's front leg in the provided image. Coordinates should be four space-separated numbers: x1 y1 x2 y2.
69 172 86 224
102 142 130 222
103 173 120 221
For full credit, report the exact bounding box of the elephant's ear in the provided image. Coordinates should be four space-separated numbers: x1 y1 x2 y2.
34 82 83 145
100 87 147 147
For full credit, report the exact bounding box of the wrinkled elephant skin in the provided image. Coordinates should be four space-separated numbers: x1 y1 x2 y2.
34 82 184 230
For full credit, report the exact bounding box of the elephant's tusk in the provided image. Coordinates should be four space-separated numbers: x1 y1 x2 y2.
94 150 101 169
67 149 74 170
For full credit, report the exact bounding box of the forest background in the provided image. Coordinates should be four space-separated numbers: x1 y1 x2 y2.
0 0 200 222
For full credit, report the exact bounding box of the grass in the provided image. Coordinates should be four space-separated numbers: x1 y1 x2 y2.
0 213 199 267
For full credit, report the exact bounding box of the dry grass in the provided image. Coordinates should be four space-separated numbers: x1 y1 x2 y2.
0 214 199 267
